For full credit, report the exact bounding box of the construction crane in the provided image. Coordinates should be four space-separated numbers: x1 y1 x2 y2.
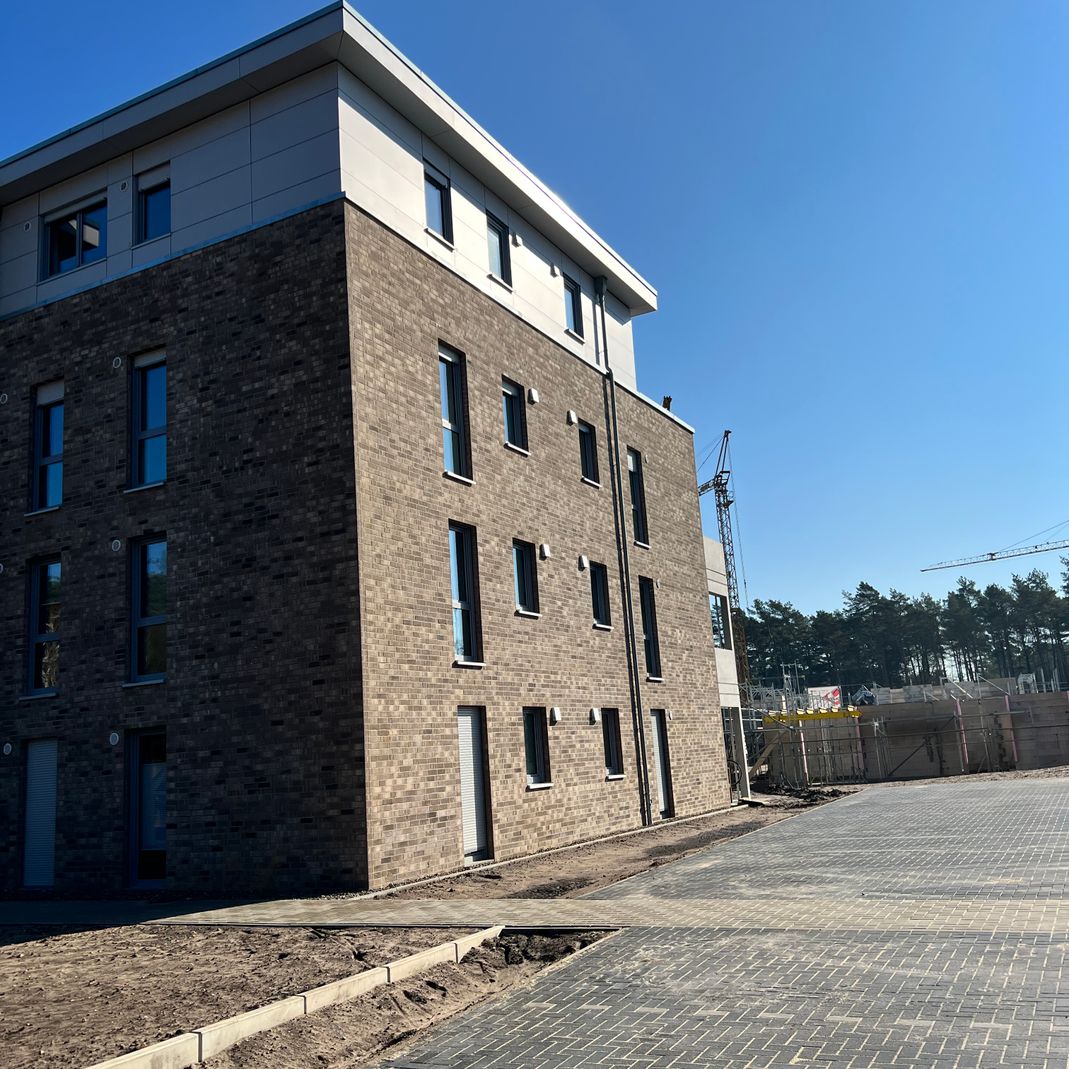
922 537 1069 572
698 430 752 702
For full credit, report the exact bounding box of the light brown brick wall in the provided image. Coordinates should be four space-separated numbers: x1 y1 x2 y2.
343 203 730 887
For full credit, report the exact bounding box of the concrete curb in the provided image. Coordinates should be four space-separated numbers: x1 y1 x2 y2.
80 925 503 1069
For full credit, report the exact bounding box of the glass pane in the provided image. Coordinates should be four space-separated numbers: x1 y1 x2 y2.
140 759 167 850
48 216 78 274
565 285 576 332
443 428 458 474
139 435 167 485
43 561 61 605
141 185 170 242
453 606 473 659
139 623 167 676
425 176 444 235
449 528 463 604
513 546 524 607
524 714 538 779
34 641 60 690
141 364 166 430
80 204 107 263
142 541 167 616
42 403 63 458
42 462 63 508
502 390 519 445
487 221 503 277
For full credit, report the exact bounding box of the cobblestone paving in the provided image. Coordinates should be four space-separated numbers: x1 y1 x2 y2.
381 781 1069 1069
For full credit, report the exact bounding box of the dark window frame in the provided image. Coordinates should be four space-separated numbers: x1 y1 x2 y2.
486 210 512 285
131 354 167 488
130 537 168 683
136 180 171 245
449 522 483 663
639 576 662 678
43 199 107 278
711 592 733 650
563 273 583 337
590 561 612 627
601 708 624 777
523 706 551 786
501 377 528 451
31 385 64 511
424 162 453 243
512 539 539 614
439 344 472 479
627 447 650 545
578 420 599 483
27 557 61 695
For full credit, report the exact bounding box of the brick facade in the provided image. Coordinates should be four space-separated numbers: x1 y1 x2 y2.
0 199 729 895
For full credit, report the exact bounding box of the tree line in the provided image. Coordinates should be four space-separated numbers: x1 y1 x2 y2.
742 564 1069 691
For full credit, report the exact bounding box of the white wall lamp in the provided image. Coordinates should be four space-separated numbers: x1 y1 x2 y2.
550 707 562 725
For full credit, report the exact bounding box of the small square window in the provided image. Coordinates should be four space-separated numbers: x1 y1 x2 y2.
523 707 551 786
602 708 623 776
563 274 583 338
425 163 453 243
44 201 106 278
487 211 512 284
137 181 171 244
578 421 599 483
513 539 539 614
501 378 528 451
590 562 611 627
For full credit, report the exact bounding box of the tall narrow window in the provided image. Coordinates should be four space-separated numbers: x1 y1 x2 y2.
131 539 167 682
627 447 649 545
424 163 453 243
601 708 624 777
710 593 732 650
578 421 599 484
563 274 583 338
501 378 528 451
137 180 171 244
32 381 64 510
27 559 61 694
512 539 539 615
44 200 107 277
523 707 551 786
639 576 662 679
449 523 482 663
439 345 471 478
132 353 166 486
590 562 612 627
486 211 511 284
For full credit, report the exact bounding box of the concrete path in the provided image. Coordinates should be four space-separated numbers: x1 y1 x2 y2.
379 780 1069 1069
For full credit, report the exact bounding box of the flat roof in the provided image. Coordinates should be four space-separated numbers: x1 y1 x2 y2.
0 2 657 314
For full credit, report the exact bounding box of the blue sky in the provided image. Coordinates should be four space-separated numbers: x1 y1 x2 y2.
4 1 1067 613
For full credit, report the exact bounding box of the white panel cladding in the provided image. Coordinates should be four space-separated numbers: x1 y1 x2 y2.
23 739 58 887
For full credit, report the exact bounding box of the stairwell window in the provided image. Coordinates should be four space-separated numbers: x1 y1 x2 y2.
578 421 599 484
591 562 612 628
449 523 482 664
424 162 453 243
710 593 732 650
131 538 168 682
602 708 624 777
487 211 511 285
563 274 583 338
523 707 551 787
627 447 649 545
31 382 64 511
439 345 471 479
501 378 528 452
44 199 107 277
27 559 61 694
131 353 167 487
513 539 539 615
639 576 662 679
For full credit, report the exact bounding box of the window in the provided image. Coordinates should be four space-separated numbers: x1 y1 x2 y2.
44 200 106 277
424 163 453 243
137 181 171 244
449 523 482 663
590 562 611 627
501 378 528 452
131 539 167 682
439 345 471 478
578 421 599 484
31 382 64 510
639 576 662 678
563 274 583 338
132 353 167 486
486 211 511 284
710 593 732 650
601 708 623 777
523 707 551 786
27 559 61 694
512 539 539 615
627 447 649 545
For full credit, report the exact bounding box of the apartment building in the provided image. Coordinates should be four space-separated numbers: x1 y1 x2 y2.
0 4 729 894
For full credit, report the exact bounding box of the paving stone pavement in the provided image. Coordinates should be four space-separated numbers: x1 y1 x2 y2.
379 780 1069 1069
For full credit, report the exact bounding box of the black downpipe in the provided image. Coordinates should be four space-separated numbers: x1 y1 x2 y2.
595 276 653 827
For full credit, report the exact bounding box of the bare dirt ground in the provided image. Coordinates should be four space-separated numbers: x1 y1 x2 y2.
205 932 602 1069
871 763 1069 787
0 925 470 1069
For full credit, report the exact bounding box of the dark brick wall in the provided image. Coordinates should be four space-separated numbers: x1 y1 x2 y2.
0 201 367 895
343 203 730 888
